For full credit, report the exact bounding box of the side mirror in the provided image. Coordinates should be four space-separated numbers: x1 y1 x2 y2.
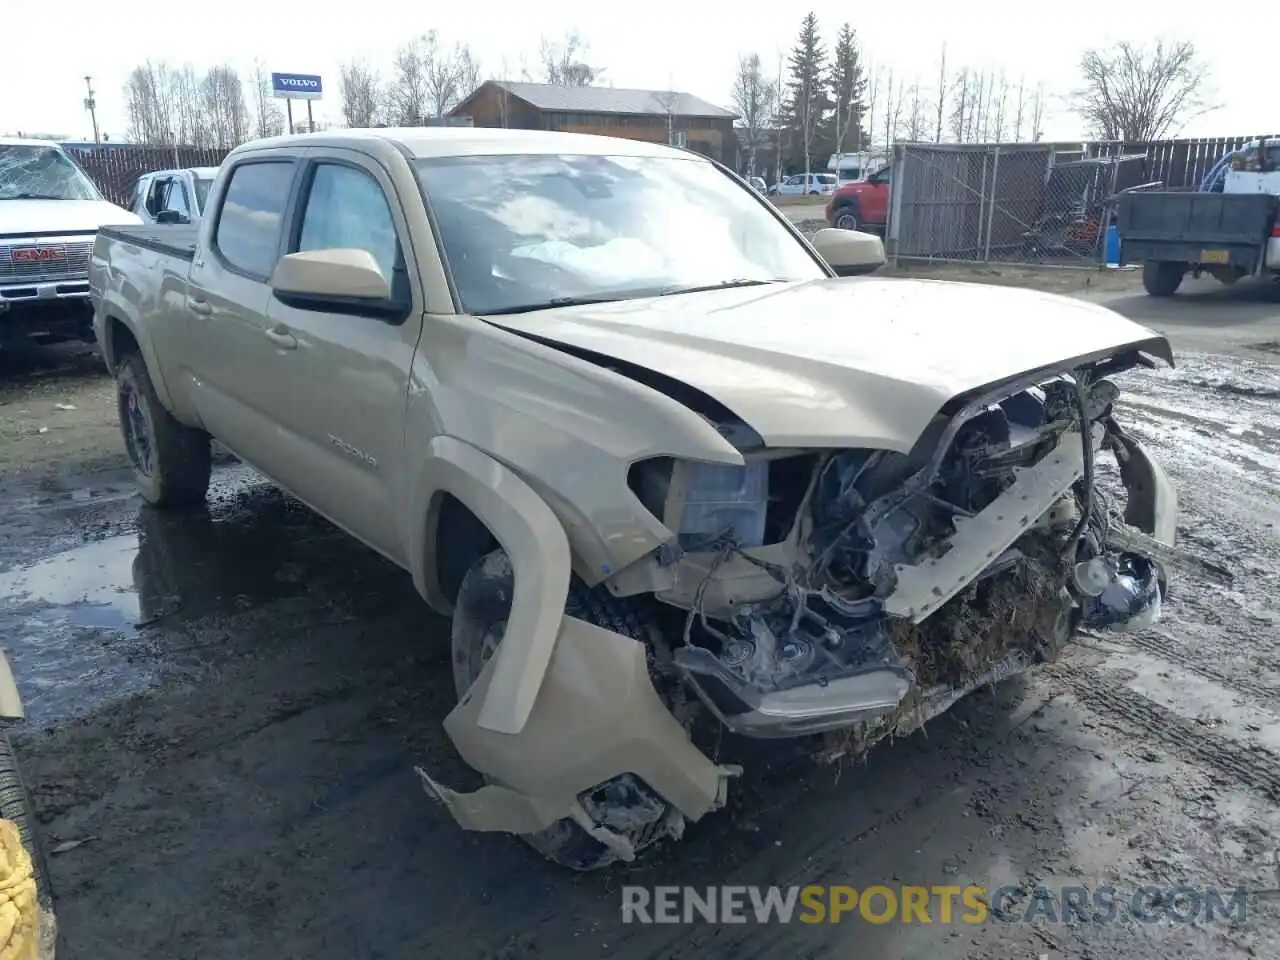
156 209 184 224
810 227 886 276
270 248 393 310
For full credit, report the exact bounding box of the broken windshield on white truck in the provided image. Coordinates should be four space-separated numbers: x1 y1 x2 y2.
415 153 826 315
0 144 101 201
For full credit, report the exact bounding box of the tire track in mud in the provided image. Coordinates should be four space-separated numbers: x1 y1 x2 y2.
593 692 1062 960
1103 630 1280 703
1056 664 1280 802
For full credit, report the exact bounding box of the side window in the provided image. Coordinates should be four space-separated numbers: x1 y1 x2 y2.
214 161 295 277
164 180 192 219
295 163 399 282
145 177 166 216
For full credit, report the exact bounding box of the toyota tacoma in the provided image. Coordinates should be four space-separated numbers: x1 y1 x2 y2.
88 127 1177 871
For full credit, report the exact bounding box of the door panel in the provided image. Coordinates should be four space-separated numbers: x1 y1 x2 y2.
181 157 299 475
254 155 419 562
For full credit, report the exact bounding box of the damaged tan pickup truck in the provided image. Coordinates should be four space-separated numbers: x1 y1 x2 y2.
88 128 1177 871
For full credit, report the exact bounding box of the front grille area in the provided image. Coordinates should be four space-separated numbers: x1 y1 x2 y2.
0 238 94 284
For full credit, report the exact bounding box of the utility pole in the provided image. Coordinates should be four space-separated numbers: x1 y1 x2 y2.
83 76 101 143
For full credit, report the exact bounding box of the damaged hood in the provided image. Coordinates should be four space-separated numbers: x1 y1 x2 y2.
486 278 1172 451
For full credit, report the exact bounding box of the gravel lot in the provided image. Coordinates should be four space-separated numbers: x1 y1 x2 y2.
2 272 1279 959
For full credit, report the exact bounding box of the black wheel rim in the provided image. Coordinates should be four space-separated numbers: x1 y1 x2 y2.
836 212 857 230
119 381 154 477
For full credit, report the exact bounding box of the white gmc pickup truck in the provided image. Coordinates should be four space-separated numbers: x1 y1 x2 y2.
0 138 139 347
89 127 1178 872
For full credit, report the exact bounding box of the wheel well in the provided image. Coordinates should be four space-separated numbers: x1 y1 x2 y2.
106 316 141 370
434 493 499 605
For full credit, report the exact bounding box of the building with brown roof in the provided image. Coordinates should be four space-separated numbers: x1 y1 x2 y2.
449 81 740 166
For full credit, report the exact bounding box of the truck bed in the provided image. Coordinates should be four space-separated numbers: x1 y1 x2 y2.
1116 190 1278 271
98 224 199 262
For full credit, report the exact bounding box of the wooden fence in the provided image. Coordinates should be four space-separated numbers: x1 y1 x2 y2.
66 144 230 207
1088 135 1280 191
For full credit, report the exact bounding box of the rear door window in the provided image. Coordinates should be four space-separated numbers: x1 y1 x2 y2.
213 161 295 278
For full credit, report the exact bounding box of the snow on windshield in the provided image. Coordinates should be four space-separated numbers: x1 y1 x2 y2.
0 145 101 201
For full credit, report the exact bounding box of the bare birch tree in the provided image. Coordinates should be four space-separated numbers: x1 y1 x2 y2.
990 73 1009 142
387 37 431 125
1074 39 1211 141
904 81 928 141
948 67 968 142
251 61 285 139
934 45 948 142
1012 77 1027 141
124 61 176 144
540 31 603 86
340 59 381 127
732 52 777 176
1029 81 1047 142
200 65 250 148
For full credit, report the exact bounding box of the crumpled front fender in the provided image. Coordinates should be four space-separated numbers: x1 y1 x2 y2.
419 615 736 836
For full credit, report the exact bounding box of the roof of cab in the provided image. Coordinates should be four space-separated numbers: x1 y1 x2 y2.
232 126 703 161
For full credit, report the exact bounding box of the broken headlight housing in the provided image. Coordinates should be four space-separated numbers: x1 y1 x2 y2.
630 458 770 550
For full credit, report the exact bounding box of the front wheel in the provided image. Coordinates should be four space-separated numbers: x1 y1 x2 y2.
450 549 676 871
833 206 859 231
116 354 212 507
1142 260 1186 297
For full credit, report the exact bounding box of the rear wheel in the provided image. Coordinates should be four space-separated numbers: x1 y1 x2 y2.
1142 260 1185 297
450 549 677 871
116 353 211 507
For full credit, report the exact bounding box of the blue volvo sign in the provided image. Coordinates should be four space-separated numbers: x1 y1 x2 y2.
271 72 323 101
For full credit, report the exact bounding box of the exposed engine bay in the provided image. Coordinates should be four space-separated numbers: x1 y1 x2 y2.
623 362 1170 753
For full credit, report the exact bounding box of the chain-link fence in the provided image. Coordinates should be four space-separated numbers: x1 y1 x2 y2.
67 144 230 207
888 142 1140 266
887 135 1280 267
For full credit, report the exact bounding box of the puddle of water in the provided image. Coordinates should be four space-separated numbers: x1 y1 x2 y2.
0 535 142 633
0 467 409 726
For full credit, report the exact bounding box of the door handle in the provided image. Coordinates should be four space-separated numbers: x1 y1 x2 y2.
264 325 297 350
187 297 212 316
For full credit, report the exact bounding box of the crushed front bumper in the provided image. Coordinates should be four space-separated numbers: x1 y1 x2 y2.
420 430 1176 839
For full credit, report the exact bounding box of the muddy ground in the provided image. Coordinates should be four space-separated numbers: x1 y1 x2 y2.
2 273 1280 959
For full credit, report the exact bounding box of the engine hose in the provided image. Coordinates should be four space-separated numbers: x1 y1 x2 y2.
1067 380 1095 555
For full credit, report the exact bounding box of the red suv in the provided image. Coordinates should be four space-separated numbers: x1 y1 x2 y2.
825 165 891 233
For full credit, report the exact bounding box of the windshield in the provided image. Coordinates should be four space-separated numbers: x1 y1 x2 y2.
194 176 214 212
414 153 825 315
0 144 101 201
816 174 838 184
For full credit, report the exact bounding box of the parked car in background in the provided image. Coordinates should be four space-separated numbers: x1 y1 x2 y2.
130 166 219 225
746 176 767 194
0 137 140 347
769 173 838 197
826 164 891 232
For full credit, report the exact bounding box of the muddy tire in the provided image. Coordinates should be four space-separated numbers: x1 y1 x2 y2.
0 726 53 916
116 353 211 508
1142 260 1185 297
450 549 673 871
